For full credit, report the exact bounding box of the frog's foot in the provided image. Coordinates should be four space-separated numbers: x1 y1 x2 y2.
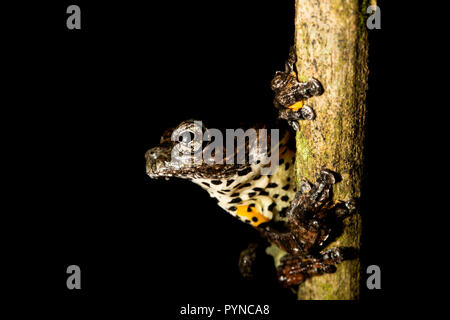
271 46 324 131
238 242 276 281
238 243 259 280
277 247 351 287
274 78 323 131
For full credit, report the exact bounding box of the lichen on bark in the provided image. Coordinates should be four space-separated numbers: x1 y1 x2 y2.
293 0 369 300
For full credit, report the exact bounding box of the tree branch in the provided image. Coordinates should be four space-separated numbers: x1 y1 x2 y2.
293 0 369 300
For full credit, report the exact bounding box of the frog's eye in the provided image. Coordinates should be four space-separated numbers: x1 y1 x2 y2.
171 120 204 156
177 131 195 143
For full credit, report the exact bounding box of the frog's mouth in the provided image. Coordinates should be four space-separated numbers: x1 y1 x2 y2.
145 143 243 180
145 146 172 179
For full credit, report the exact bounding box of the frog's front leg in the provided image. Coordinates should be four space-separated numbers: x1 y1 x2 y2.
271 46 324 131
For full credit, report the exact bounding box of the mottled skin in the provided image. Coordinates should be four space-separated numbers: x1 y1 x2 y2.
145 47 356 288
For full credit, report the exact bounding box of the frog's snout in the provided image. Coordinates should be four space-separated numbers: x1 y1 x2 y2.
145 146 171 178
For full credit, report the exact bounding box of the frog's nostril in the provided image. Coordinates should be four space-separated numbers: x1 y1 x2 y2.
145 146 172 178
147 147 162 160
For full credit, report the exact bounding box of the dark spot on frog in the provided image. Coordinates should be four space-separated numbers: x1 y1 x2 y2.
229 197 242 204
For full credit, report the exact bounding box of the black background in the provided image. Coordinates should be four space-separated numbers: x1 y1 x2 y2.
7 0 413 316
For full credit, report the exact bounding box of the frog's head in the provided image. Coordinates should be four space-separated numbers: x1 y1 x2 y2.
146 119 281 180
146 120 246 180
146 120 200 179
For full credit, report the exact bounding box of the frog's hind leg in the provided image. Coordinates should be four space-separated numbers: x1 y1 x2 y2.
238 242 279 282
238 243 259 280
277 247 347 287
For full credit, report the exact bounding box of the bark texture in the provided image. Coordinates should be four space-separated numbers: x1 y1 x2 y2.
293 0 369 300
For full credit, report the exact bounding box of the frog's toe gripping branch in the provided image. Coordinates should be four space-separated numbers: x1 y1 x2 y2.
278 106 316 131
277 247 345 287
305 77 325 97
279 105 316 121
334 197 358 219
284 46 297 73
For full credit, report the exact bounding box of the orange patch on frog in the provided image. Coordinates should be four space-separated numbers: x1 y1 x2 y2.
236 205 269 227
288 100 304 111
